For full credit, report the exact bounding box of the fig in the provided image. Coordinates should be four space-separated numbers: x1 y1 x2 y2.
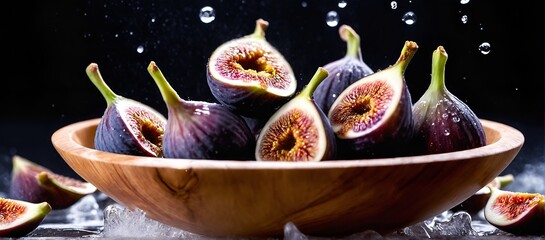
207 18 297 118
86 63 167 157
9 155 97 209
411 46 486 155
328 41 417 158
148 61 256 160
313 24 374 113
451 174 514 215
0 198 51 238
255 67 336 161
484 187 545 236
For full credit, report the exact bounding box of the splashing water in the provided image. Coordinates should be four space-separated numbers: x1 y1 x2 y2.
402 11 417 25
390 1 398 9
461 14 468 24
337 0 347 8
199 6 215 23
326 11 339 27
461 0 471 4
478 42 491 54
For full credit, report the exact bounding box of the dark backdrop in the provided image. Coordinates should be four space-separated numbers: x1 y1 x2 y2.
1 1 543 191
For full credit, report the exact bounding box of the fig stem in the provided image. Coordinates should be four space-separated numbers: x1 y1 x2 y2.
395 41 418 73
339 25 361 59
147 61 182 107
86 63 119 106
299 67 329 100
248 18 269 39
429 46 448 93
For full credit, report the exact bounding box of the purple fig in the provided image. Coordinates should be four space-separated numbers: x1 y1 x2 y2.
0 198 51 238
256 67 336 161
9 155 97 209
484 187 545 236
328 41 417 158
207 18 297 118
86 63 167 157
148 61 256 160
411 46 486 155
313 24 374 113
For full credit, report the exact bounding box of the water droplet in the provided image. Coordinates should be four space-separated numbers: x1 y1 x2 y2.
114 33 119 38
390 1 398 9
332 94 337 98
338 0 347 8
515 87 519 91
326 11 339 27
402 11 417 25
443 129 451 136
452 116 460 123
151 18 156 23
461 15 468 24
136 45 144 53
199 6 216 24
479 42 491 55
442 113 448 120
460 0 470 4
301 1 308 7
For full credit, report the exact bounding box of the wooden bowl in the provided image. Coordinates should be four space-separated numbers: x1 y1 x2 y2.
51 118 524 238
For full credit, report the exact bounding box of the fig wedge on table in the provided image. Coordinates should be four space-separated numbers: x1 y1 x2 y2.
9 155 97 209
0 198 51 238
451 174 514 215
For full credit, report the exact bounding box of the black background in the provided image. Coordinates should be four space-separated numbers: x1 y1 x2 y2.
1 0 543 192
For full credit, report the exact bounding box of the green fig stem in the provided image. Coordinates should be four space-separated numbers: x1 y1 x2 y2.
339 25 361 59
429 46 448 93
86 63 119 106
299 67 329 100
248 18 269 40
147 61 183 107
497 174 515 188
394 41 418 73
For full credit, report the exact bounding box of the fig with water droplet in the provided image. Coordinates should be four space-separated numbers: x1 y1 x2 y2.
328 41 417 158
256 67 336 161
148 61 256 160
451 174 514 215
86 63 167 157
484 187 545 236
313 24 374 113
411 46 486 155
0 198 51 238
207 18 297 118
9 155 97 209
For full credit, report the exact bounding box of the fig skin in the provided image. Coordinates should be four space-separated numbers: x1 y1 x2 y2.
256 67 336 161
451 174 514 215
313 24 374 114
0 198 51 238
411 46 486 155
9 155 97 209
484 187 545 236
86 63 167 157
328 41 417 158
207 18 297 118
148 61 256 160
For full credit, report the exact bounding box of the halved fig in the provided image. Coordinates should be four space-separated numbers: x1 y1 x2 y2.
86 63 167 157
207 18 297 118
484 187 545 236
256 67 336 161
451 174 514 215
9 155 97 209
0 198 51 238
328 41 417 158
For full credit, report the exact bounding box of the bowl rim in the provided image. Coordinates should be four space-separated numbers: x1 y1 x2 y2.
52 118 524 170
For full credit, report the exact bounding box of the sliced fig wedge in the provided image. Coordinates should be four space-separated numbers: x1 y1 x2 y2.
256 67 336 161
86 63 167 157
9 155 97 209
207 18 297 118
451 174 514 215
0 198 51 238
484 187 545 236
328 41 417 158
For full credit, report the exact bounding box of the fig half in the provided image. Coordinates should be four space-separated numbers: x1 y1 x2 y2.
148 61 256 160
484 187 545 236
256 67 336 161
411 46 486 155
207 18 297 118
86 63 167 157
9 155 97 209
328 41 417 158
313 24 374 113
0 198 51 238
